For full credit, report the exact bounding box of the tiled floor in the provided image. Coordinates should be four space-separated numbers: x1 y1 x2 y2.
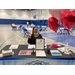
0 25 75 53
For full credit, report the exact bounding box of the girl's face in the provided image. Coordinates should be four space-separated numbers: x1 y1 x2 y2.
34 28 38 33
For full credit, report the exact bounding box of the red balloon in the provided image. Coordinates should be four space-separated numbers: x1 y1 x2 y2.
61 9 75 29
49 9 66 22
48 9 75 35
48 17 58 33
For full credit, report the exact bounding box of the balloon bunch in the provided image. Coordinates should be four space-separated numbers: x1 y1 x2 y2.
48 9 75 35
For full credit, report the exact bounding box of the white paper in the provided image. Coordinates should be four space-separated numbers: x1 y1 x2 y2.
64 51 71 55
9 45 19 49
57 47 72 55
36 39 44 49
57 47 65 52
28 45 35 49
36 50 46 57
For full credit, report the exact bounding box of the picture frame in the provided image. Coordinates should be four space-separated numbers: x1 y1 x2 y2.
36 38 45 50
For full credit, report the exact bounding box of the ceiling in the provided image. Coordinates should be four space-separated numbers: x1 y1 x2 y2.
13 9 35 11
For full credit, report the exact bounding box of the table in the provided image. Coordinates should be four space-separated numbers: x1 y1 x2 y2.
31 25 35 28
42 26 47 31
26 28 32 31
60 27 65 33
38 26 47 31
15 25 20 27
0 45 75 65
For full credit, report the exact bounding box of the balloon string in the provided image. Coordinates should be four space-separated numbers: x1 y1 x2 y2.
67 29 70 35
57 32 58 35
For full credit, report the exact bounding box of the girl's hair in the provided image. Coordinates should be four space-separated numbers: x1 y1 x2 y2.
32 27 38 35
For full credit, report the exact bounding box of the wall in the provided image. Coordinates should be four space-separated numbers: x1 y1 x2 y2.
28 9 51 25
0 19 31 24
0 9 52 20
0 9 30 20
0 9 31 24
0 9 51 25
29 9 52 20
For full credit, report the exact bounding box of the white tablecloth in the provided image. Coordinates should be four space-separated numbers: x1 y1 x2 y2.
38 26 47 31
38 26 46 27
60 28 64 30
26 28 32 30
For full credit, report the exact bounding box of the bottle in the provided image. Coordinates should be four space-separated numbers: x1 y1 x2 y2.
47 48 50 54
64 43 69 53
33 47 35 52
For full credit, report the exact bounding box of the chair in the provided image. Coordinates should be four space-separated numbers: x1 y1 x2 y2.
11 25 17 31
24 28 29 38
22 27 25 33
22 27 29 38
69 28 75 35
22 27 25 29
18 25 23 30
38 28 42 33
58 27 67 34
43 26 48 31
38 25 42 31
24 31 29 38
22 27 26 35
36 25 39 28
72 27 75 31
